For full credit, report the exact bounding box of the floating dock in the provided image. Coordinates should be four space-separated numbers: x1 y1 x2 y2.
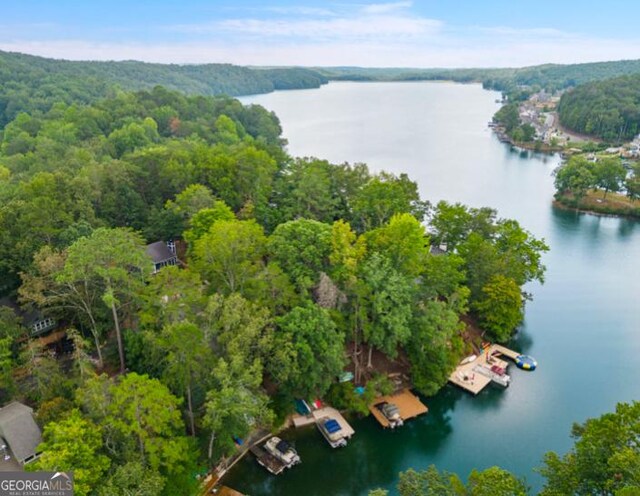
448 344 517 395
491 344 520 361
249 444 287 475
369 389 428 428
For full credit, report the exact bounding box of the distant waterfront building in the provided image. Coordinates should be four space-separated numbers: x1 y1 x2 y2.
0 297 58 338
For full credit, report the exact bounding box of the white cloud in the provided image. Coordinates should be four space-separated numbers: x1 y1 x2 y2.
3 33 640 68
263 6 336 17
170 2 441 41
217 15 441 39
2 5 639 69
361 1 413 15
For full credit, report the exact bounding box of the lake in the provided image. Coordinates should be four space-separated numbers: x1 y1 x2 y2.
224 82 640 495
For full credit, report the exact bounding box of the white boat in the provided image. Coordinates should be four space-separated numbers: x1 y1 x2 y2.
460 354 477 365
317 417 347 448
473 364 511 387
264 437 301 467
376 402 404 429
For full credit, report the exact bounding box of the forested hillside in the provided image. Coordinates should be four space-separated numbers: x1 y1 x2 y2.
316 59 640 95
0 75 548 493
558 74 640 141
482 59 640 94
0 50 327 128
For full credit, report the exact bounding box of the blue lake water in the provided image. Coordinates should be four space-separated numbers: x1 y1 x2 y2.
224 81 640 495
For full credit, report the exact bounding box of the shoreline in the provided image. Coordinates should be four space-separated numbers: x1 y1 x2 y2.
552 197 640 220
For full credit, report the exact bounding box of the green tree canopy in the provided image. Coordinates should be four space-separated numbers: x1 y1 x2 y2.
191 219 267 295
269 304 345 398
28 410 110 496
540 401 640 495
268 218 333 292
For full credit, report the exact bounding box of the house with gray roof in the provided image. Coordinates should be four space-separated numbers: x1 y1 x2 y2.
145 240 178 274
0 402 42 465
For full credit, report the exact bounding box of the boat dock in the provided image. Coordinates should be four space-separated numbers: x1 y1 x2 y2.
249 444 287 475
448 344 517 395
215 487 245 496
369 389 428 428
312 407 354 437
491 344 520 361
313 406 355 447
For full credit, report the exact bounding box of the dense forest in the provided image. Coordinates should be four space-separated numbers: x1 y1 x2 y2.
481 59 640 95
0 57 550 493
558 74 640 141
316 59 640 96
0 50 327 128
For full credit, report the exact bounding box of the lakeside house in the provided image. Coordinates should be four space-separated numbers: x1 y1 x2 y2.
145 240 179 274
0 402 42 466
0 297 59 339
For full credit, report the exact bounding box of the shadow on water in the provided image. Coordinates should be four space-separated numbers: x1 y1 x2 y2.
225 386 473 496
511 324 534 353
551 205 639 242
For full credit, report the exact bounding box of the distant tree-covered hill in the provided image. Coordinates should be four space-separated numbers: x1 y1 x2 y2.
317 59 640 96
482 59 640 93
0 51 328 128
558 74 640 141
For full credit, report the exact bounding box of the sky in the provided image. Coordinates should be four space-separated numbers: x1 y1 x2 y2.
2 1 640 68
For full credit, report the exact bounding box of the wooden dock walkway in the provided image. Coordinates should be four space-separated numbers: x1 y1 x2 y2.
491 344 520 361
448 344 517 395
216 487 245 496
369 389 428 428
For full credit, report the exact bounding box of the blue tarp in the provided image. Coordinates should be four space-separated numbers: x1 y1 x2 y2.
324 419 341 433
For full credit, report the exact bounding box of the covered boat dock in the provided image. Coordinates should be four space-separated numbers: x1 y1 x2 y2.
369 389 428 428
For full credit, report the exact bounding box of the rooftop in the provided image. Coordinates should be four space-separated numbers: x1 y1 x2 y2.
0 402 42 464
145 241 176 264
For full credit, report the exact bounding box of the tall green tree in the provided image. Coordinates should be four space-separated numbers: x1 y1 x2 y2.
595 157 627 198
409 300 465 396
139 266 205 329
28 410 110 496
472 275 523 342
268 219 332 292
105 373 190 472
203 358 273 458
369 465 528 496
269 304 345 398
98 462 166 496
365 213 430 278
359 253 414 368
183 202 236 244
540 401 640 495
155 322 212 436
191 219 267 295
20 246 107 367
62 228 150 372
553 156 597 203
203 293 271 367
352 173 428 231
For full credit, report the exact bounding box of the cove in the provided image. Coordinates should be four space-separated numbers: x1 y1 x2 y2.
223 82 640 495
